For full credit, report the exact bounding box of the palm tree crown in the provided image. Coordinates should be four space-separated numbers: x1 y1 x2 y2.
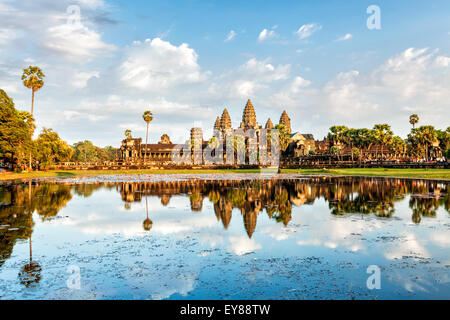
409 114 419 128
22 66 45 93
142 110 153 124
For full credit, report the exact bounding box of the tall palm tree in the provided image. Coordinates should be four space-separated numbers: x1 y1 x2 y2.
22 66 44 170
22 66 45 116
409 114 419 129
142 110 153 161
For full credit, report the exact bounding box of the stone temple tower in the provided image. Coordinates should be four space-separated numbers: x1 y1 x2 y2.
240 99 259 130
213 116 221 131
265 118 274 130
219 109 232 132
279 110 291 134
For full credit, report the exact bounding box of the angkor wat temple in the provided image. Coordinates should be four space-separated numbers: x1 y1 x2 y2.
118 99 317 165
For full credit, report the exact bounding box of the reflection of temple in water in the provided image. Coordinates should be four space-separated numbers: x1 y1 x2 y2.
115 177 449 237
0 177 448 268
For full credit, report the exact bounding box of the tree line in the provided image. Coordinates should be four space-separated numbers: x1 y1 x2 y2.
326 115 449 161
0 90 116 169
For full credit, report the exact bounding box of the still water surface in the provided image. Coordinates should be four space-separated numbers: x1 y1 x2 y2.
0 174 449 299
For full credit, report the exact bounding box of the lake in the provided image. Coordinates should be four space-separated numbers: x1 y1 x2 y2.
0 174 449 299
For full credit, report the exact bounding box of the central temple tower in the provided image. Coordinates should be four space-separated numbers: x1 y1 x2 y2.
239 99 259 130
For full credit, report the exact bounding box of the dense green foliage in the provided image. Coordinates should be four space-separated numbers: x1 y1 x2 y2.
327 118 448 160
35 128 73 167
71 140 116 162
0 89 34 165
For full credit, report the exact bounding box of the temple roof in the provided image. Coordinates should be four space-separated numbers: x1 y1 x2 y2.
220 108 232 130
240 99 258 129
213 116 221 131
265 118 274 129
279 110 291 134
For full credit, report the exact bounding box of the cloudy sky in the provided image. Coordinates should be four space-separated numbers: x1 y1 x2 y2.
0 0 449 147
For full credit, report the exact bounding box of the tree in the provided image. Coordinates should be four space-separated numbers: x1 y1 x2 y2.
372 124 393 158
124 129 132 139
409 114 419 129
343 128 357 162
330 145 341 159
0 89 34 168
407 126 438 161
328 125 348 161
71 141 116 162
352 128 372 161
103 146 117 161
35 128 73 168
436 127 450 157
274 124 291 152
351 147 360 160
22 66 44 170
328 125 348 146
390 136 406 159
142 110 153 161
22 66 45 116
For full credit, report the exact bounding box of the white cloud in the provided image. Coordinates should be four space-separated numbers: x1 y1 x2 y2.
75 0 106 9
0 1 115 63
225 30 236 42
72 70 100 88
258 28 277 42
239 58 290 81
290 76 311 93
0 28 17 45
63 110 106 122
119 38 209 90
231 80 262 98
323 70 379 117
208 58 291 100
295 23 322 40
39 24 116 62
336 33 353 41
435 55 450 67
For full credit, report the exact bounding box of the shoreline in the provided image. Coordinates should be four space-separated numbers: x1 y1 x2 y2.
1 168 449 182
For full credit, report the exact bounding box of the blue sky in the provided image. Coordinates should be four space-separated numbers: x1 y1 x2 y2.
0 0 449 146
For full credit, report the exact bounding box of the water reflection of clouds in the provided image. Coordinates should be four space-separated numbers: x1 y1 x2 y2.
429 231 450 248
55 193 263 258
228 236 262 256
383 232 430 260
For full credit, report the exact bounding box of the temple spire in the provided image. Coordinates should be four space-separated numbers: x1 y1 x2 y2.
213 116 221 131
279 110 291 134
265 118 274 130
240 99 258 129
220 108 232 131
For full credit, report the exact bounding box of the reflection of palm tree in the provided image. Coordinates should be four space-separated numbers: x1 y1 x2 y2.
18 214 41 287
143 196 153 231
